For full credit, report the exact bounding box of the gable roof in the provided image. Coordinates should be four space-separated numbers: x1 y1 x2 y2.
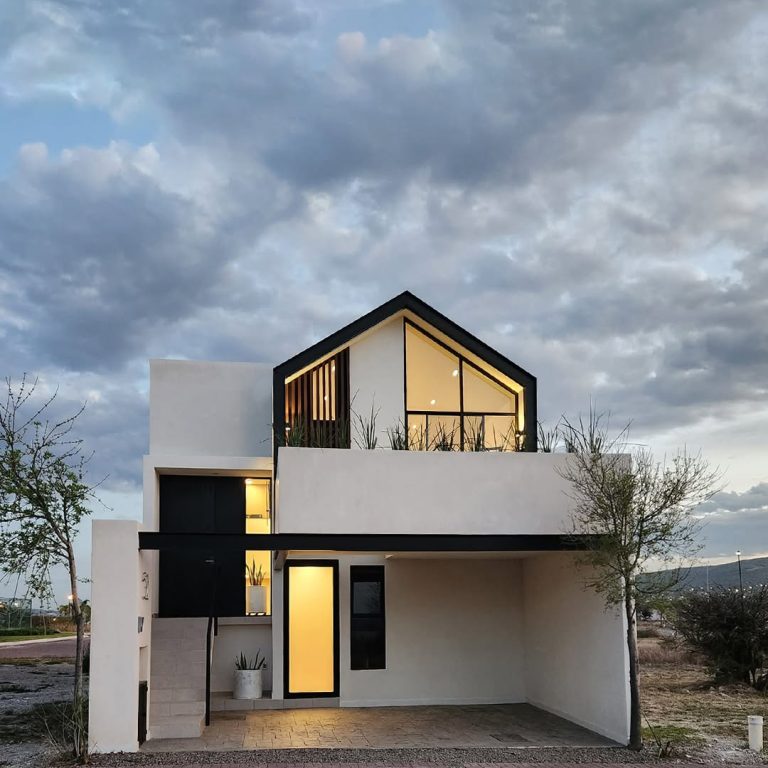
273 290 536 387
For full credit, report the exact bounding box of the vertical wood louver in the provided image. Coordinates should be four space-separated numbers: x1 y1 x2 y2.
284 348 350 448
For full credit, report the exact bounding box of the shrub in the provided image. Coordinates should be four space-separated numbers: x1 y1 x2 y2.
637 626 660 639
673 586 768 687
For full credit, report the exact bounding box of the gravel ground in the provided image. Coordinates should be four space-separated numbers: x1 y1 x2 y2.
0 661 76 768
87 746 663 767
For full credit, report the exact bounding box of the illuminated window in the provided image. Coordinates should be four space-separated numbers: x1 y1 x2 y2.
404 322 520 450
244 478 271 615
284 349 350 447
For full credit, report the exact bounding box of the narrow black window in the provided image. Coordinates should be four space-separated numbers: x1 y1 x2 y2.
350 566 385 670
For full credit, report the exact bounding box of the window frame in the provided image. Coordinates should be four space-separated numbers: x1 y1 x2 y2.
349 565 386 671
403 319 520 450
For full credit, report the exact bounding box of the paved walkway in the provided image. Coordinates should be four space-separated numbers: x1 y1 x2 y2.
144 704 618 752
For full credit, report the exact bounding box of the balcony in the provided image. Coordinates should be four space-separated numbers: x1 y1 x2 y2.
275 447 576 536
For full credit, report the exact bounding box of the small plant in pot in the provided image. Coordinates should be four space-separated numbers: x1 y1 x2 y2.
246 560 267 615
234 650 267 699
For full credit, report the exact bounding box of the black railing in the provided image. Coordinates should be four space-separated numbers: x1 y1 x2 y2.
204 559 218 727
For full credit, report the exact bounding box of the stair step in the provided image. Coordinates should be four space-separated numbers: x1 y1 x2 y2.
149 715 204 740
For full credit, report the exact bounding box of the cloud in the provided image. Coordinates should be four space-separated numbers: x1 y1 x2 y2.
0 0 766 497
697 483 768 559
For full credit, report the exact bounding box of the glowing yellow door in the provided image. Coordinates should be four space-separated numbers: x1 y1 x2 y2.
286 562 337 695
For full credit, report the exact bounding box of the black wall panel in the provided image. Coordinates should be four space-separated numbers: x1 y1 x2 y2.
158 475 246 617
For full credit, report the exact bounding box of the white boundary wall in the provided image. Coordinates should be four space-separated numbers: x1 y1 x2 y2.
522 553 630 744
89 520 150 753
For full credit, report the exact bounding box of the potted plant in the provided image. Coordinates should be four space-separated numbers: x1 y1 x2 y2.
233 650 267 699
246 560 267 615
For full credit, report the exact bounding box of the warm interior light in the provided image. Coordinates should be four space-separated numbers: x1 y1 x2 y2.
245 478 253 485
430 399 436 405
288 566 334 693
452 369 459 377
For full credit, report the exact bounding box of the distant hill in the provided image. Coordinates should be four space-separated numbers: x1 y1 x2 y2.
646 556 768 592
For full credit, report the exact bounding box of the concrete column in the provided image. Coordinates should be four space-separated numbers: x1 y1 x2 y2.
89 519 141 753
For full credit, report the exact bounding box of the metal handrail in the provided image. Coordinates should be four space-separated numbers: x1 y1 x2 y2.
204 560 218 727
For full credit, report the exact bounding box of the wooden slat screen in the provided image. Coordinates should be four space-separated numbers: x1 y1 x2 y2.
284 348 350 448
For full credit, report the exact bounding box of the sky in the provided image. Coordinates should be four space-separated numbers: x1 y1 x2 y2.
0 0 767 604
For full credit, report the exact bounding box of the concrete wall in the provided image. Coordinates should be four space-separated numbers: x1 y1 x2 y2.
142 455 273 530
270 555 525 707
277 449 575 535
211 622 273 693
349 318 404 448
89 520 146 753
341 556 525 706
522 553 630 744
149 360 273 457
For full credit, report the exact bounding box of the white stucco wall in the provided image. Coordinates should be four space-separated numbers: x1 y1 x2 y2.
269 555 525 706
349 318 404 448
149 360 273 457
522 553 630 744
340 556 525 706
89 520 145 753
277 448 575 535
211 622 273 693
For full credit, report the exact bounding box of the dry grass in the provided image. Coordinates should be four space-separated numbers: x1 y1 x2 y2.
641 659 768 744
638 636 695 665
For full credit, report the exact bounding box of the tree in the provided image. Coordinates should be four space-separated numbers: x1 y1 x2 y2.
0 375 98 760
558 409 720 750
674 586 768 688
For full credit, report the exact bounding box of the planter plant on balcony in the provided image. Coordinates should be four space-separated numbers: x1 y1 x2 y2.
233 650 267 699
246 560 267 615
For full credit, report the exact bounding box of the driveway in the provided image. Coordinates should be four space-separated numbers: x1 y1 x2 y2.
144 703 619 752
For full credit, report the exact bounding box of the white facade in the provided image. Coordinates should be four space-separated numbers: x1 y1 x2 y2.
88 295 631 753
277 447 576 535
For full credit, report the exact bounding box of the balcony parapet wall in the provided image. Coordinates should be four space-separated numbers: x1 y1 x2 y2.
276 448 586 536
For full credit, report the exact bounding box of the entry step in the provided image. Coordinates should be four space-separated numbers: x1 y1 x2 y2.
210 692 339 711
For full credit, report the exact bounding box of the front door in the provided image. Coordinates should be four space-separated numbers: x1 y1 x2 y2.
284 560 339 697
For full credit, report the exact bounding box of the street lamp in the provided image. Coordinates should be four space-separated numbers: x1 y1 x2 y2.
736 551 743 593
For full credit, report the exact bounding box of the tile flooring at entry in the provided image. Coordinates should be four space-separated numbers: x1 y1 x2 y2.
143 704 618 752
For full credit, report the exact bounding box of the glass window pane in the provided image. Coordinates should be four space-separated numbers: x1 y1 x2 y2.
427 414 460 450
485 415 516 451
353 581 382 615
245 479 271 615
463 415 484 451
463 365 515 414
406 325 460 412
407 413 427 450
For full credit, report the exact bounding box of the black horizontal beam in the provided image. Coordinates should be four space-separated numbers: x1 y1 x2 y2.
138 531 596 553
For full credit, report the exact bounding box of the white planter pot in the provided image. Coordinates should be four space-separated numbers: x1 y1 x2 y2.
247 585 267 615
233 668 263 699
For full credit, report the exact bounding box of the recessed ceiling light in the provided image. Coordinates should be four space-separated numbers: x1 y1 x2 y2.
452 369 459 377
430 399 436 405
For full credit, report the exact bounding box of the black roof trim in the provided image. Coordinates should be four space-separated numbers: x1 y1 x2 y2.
273 290 536 386
139 532 594 552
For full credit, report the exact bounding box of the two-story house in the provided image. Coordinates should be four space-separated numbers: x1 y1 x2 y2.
88 291 630 753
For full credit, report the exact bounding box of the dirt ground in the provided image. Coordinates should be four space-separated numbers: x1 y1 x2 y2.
0 659 77 767
639 633 767 763
0 633 766 766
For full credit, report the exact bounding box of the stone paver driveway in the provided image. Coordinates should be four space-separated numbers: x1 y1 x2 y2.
143 703 618 752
